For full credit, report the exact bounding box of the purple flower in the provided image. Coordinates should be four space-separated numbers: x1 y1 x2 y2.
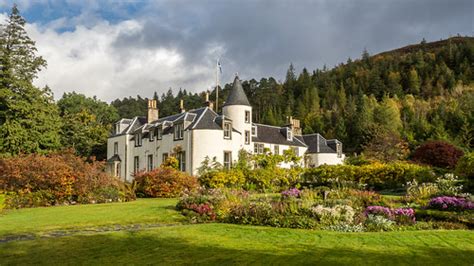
428 196 474 211
281 188 301 198
364 206 392 219
393 208 416 224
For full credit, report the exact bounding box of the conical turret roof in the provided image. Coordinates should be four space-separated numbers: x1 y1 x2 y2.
223 76 251 107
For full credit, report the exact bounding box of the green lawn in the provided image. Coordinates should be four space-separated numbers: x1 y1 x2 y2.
0 193 4 210
0 198 184 237
1 198 473 265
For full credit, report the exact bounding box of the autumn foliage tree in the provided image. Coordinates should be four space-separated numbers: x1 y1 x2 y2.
412 140 464 169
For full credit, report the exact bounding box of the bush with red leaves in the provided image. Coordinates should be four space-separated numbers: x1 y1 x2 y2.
412 141 464 169
0 150 134 208
134 167 198 198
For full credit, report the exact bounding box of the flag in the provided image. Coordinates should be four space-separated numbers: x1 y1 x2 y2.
217 60 222 74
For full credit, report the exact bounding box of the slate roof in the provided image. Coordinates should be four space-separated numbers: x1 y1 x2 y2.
113 107 240 139
252 123 307 147
223 76 251 107
302 133 338 153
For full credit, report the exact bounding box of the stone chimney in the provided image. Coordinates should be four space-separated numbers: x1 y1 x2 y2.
204 91 214 110
147 99 159 123
180 99 185 113
287 116 302 135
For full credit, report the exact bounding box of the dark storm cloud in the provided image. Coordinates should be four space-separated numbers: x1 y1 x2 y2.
111 0 473 81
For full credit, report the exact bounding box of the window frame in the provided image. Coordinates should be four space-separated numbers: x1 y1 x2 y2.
274 145 279 155
251 125 257 136
245 111 251 123
114 142 118 155
177 151 186 172
286 128 293 141
156 127 162 140
135 133 142 147
254 143 264 154
162 153 168 163
147 154 153 171
174 123 184 140
149 129 155 141
133 156 140 173
245 130 250 144
223 151 232 169
223 122 232 139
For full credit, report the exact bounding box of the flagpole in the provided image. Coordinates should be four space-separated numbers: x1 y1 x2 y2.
215 59 219 113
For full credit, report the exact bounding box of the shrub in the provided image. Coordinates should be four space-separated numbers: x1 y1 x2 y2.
405 180 439 204
364 206 392 219
281 188 301 199
134 167 198 198
427 196 474 211
302 162 434 190
199 170 245 188
310 205 355 226
364 214 395 231
0 151 131 208
455 152 474 193
412 141 464 169
393 208 416 225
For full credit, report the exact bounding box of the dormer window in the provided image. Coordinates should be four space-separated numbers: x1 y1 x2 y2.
251 125 257 136
135 133 142 147
245 111 251 123
156 127 162 140
286 128 293 141
174 123 184 140
224 122 232 139
149 129 155 141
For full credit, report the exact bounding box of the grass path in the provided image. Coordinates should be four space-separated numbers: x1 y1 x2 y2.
0 198 473 265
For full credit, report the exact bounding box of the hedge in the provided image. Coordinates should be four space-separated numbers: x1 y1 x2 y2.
301 162 435 190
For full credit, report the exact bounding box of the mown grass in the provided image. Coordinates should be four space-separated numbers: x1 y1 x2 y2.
0 193 4 210
0 198 473 265
0 198 184 237
1 224 473 265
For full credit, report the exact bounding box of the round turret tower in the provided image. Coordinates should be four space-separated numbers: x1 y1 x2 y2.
222 76 253 149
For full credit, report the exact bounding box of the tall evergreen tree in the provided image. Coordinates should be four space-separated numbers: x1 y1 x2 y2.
0 5 61 155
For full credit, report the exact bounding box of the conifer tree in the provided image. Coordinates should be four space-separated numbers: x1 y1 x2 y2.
0 5 61 155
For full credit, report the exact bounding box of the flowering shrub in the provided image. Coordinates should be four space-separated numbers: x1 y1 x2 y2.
311 205 355 226
364 214 395 231
0 151 132 208
134 167 198 198
364 206 392 219
393 208 416 225
302 162 434 190
427 196 474 211
281 188 301 199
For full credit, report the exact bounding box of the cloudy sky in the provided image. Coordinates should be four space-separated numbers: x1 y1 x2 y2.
0 0 472 102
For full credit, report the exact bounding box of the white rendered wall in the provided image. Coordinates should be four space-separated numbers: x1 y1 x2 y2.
107 134 129 181
222 105 253 151
306 153 345 167
192 129 242 175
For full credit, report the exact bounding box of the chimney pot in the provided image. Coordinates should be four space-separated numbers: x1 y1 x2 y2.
180 99 185 113
147 99 159 123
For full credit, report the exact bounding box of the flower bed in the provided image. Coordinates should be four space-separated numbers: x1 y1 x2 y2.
427 196 474 211
176 187 471 231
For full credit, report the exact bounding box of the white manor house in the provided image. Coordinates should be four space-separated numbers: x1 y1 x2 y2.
107 76 344 181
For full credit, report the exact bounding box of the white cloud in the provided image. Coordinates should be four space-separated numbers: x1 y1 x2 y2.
26 18 220 102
